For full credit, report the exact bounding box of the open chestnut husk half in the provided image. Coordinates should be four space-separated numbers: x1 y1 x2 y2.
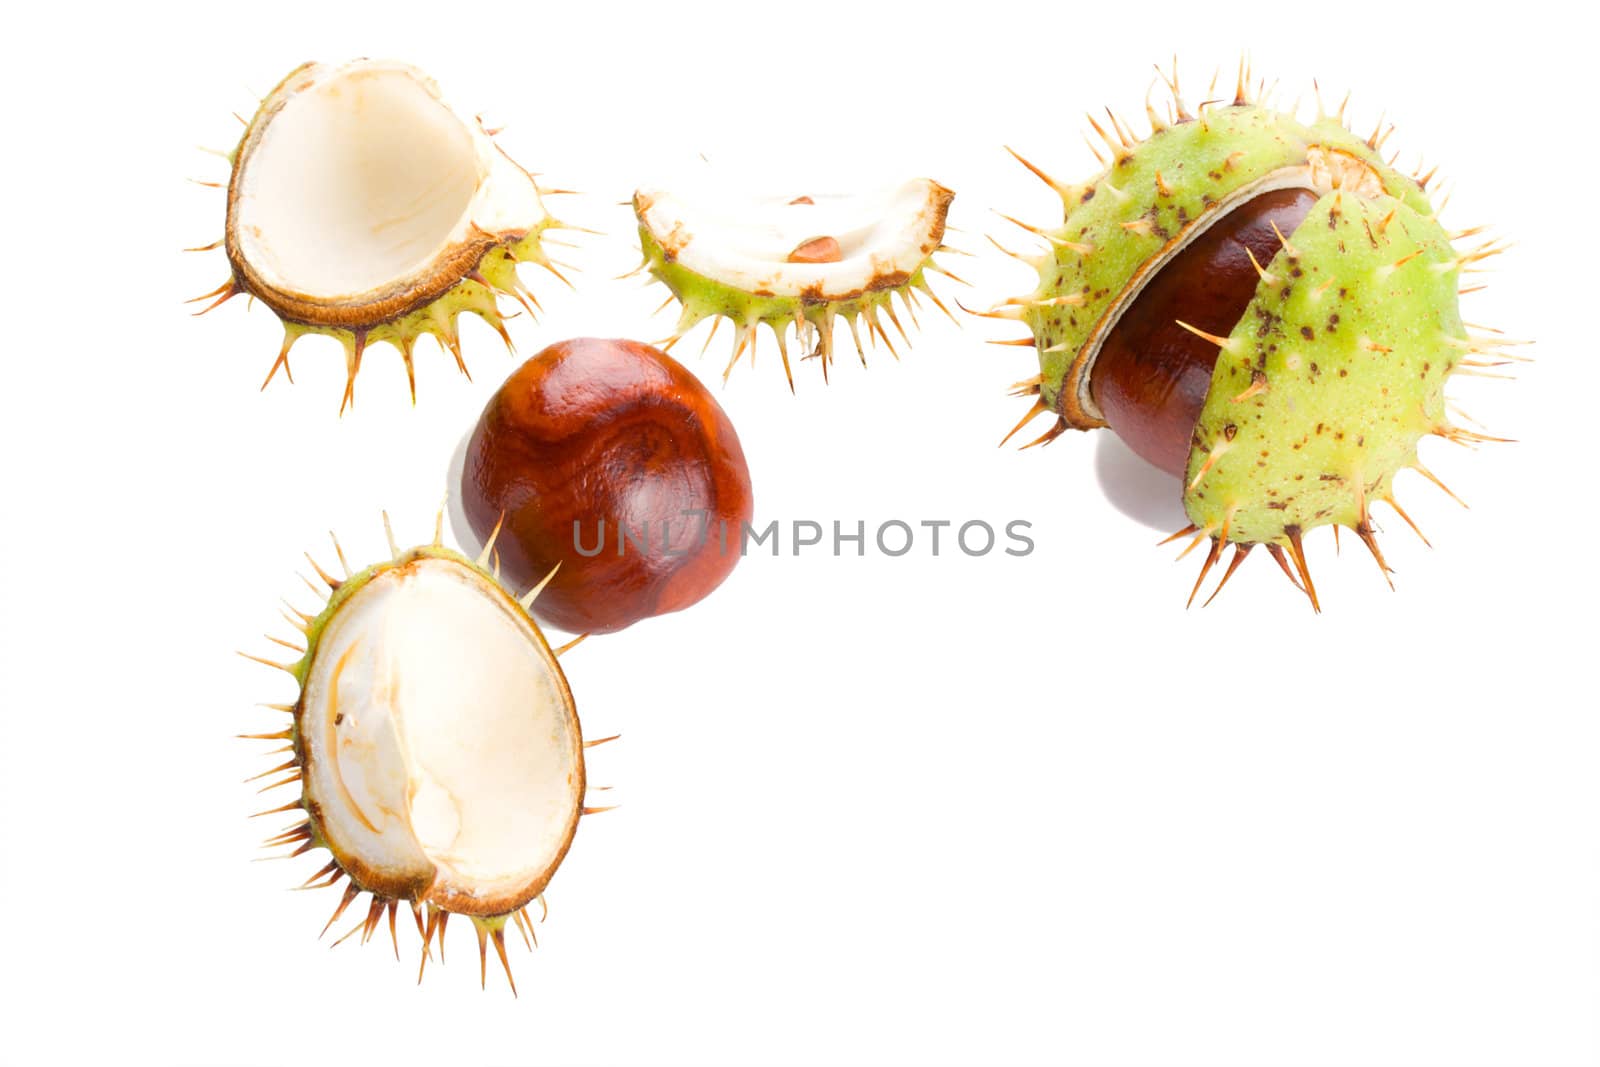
462 337 753 634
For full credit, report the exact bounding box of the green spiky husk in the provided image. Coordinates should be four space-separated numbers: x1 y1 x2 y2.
1009 97 1488 580
638 226 941 367
255 224 564 408
1184 193 1462 542
281 226 558 366
1024 105 1430 419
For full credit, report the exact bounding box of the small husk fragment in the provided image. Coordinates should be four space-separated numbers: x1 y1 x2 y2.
632 178 960 389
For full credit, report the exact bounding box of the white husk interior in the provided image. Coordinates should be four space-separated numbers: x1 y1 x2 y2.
301 557 579 902
234 60 543 300
637 178 944 297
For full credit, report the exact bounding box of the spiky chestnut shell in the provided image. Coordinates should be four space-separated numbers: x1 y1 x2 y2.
191 60 580 412
1001 75 1508 608
463 338 754 634
632 180 960 389
243 519 613 992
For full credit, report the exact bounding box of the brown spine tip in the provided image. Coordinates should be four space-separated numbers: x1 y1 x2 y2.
1158 523 1200 547
297 860 342 890
491 927 517 997
513 907 538 950
260 333 297 390
1283 526 1320 613
476 923 489 990
1186 537 1224 608
1354 522 1395 590
1000 399 1050 448
1202 542 1254 607
554 633 590 657
321 884 362 939
360 895 386 945
419 906 442 975
1264 542 1303 592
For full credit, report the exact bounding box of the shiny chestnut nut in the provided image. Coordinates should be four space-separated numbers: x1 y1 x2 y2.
462 337 753 634
1089 188 1318 477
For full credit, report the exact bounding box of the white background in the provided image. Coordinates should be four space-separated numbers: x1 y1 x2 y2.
2 2 1595 1065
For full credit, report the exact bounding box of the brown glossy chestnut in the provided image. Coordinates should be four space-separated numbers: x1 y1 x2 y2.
462 337 754 634
1090 188 1319 477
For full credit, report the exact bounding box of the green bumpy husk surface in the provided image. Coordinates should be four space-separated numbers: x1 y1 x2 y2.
1183 192 1462 541
1017 101 1467 555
